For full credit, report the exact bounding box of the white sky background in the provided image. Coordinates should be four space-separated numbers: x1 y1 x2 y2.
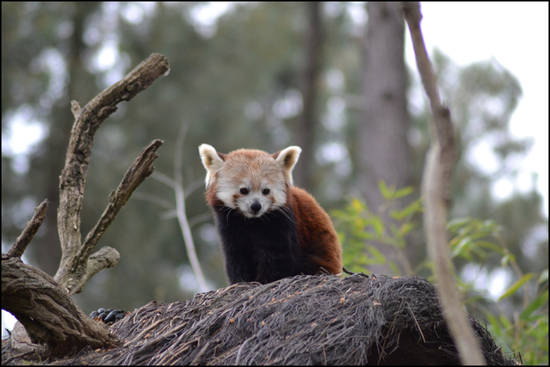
2 1 548 337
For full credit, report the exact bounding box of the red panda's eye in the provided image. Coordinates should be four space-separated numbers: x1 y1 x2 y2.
240 188 249 195
262 189 270 195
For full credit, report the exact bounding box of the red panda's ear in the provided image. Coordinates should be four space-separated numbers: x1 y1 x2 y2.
274 146 301 186
199 144 225 187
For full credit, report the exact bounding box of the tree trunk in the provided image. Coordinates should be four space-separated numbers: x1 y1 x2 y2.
357 2 412 273
295 1 323 190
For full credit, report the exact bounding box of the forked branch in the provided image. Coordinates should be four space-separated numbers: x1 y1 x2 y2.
54 53 169 294
2 53 169 358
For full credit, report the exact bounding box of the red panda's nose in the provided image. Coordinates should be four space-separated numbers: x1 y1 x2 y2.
251 201 262 214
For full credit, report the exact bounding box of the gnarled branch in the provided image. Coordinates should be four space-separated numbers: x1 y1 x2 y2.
54 53 169 294
2 254 119 357
2 53 169 358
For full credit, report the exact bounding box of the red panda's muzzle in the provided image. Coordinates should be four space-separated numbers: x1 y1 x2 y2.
250 201 262 214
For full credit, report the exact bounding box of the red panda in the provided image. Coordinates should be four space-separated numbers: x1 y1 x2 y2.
199 144 342 284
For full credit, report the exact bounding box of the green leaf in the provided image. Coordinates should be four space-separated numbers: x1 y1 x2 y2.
351 198 365 213
378 180 392 200
500 254 512 267
498 273 535 301
498 314 511 330
389 199 423 221
520 289 548 321
393 186 414 199
452 236 473 259
399 222 415 236
475 240 505 255
447 217 472 232
371 216 384 238
357 253 369 265
486 312 502 337
355 230 376 240
337 232 346 245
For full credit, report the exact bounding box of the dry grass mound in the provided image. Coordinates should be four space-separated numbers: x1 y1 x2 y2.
3 273 518 365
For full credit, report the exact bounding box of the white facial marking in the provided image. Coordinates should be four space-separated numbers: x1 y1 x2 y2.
199 145 302 218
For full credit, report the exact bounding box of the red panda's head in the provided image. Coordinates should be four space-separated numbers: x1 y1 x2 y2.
199 144 301 218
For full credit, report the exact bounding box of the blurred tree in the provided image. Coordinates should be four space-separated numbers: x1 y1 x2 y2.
428 50 547 285
2 2 102 276
1 2 546 326
355 2 413 274
357 3 411 207
294 1 322 190
2 2 326 313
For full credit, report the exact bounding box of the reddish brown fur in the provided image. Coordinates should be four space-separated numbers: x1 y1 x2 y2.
206 177 342 276
205 176 223 207
201 144 342 282
285 186 342 275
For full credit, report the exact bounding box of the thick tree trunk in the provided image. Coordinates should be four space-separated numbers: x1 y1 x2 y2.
359 2 411 208
295 1 323 190
357 2 412 273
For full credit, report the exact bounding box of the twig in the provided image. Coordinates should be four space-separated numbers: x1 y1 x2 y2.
173 123 208 292
403 2 486 364
406 301 426 343
61 139 163 295
132 191 176 210
8 199 49 258
147 125 209 292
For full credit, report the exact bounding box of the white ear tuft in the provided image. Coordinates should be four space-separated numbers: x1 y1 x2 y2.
275 146 301 186
199 144 225 187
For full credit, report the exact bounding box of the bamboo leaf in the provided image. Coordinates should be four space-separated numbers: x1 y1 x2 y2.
378 180 392 200
399 222 415 236
393 186 414 199
371 216 384 238
520 289 548 322
498 273 534 301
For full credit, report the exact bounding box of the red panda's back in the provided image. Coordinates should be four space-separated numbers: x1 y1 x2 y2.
286 186 342 275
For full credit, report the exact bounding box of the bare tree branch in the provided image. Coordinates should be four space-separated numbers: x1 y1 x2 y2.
8 200 49 259
403 2 486 365
56 140 164 295
173 123 208 292
2 54 169 358
54 53 170 294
